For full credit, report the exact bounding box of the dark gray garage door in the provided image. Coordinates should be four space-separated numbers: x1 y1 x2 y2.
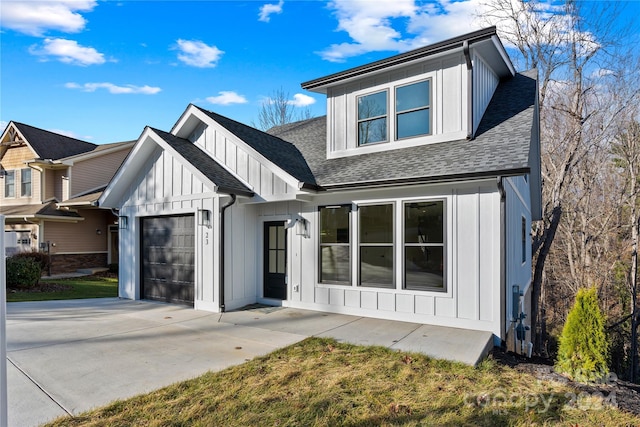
141 215 195 306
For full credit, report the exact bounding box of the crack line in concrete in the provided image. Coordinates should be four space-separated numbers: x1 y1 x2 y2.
7 356 73 417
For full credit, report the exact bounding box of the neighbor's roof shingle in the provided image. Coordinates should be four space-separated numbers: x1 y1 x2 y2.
150 128 254 197
12 122 97 160
0 202 83 219
267 70 538 189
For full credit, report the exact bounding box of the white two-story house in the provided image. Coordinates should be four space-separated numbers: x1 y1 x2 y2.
99 27 541 351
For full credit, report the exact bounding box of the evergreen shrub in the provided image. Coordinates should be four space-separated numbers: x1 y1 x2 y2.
555 287 609 382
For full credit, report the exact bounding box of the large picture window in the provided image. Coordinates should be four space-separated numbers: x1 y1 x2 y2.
359 204 394 288
357 90 388 146
319 205 351 283
404 200 444 291
396 80 431 139
21 168 31 197
4 170 15 197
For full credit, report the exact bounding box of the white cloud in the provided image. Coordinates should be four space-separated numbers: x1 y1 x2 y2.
206 91 248 105
0 0 97 36
174 39 224 68
65 82 161 95
29 38 105 66
319 0 487 62
289 93 316 107
259 0 284 23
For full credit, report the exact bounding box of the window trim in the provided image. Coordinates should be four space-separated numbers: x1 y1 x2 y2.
21 168 32 198
318 204 352 285
4 170 15 198
356 89 389 146
358 202 395 289
395 78 432 141
402 199 446 292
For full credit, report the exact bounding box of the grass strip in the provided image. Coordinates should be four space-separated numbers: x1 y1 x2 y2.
47 337 639 426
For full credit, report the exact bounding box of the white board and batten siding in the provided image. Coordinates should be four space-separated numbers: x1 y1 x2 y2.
230 181 504 337
189 122 298 202
117 145 220 311
504 175 533 330
473 52 500 134
326 52 469 158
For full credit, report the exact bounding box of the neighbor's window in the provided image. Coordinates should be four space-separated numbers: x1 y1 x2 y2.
4 170 15 197
21 168 31 197
319 205 351 284
404 200 445 291
359 204 394 288
396 80 431 139
358 90 388 145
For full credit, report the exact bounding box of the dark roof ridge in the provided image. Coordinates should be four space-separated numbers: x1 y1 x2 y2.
148 127 254 197
11 121 97 160
12 121 95 146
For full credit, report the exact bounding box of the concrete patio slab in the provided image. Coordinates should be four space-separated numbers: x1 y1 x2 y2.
6 299 493 427
391 324 494 366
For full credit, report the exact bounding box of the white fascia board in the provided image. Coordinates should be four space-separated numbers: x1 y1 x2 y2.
1 123 37 158
170 104 202 138
491 35 516 77
98 129 157 208
145 128 218 194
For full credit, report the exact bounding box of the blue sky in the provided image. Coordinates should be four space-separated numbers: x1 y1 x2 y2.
1 0 638 144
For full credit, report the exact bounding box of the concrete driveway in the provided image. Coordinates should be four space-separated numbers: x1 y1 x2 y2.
6 298 492 426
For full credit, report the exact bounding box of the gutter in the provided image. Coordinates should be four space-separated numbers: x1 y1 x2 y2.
320 168 530 191
463 40 474 139
219 194 237 313
497 176 507 344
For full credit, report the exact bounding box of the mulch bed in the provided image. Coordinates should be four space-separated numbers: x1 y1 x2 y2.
490 348 640 416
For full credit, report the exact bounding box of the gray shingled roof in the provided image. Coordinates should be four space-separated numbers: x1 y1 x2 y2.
150 128 254 197
0 202 82 219
194 107 318 187
12 122 97 160
268 70 538 189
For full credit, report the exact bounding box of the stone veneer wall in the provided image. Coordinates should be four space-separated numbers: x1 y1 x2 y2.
48 253 108 275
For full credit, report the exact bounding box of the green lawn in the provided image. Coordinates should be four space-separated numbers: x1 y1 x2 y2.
6 275 118 302
47 337 639 427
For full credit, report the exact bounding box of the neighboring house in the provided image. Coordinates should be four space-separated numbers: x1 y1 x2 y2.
99 27 541 351
0 122 134 273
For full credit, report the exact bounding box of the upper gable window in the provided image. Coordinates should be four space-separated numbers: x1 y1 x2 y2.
21 168 32 197
357 90 388 145
396 80 431 139
4 170 15 197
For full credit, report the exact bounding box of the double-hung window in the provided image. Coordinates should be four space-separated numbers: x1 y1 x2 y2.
404 200 445 291
396 80 431 139
21 168 31 197
357 91 388 145
4 170 15 197
359 204 394 288
319 205 351 283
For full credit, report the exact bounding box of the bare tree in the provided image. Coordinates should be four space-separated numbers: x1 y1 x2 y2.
479 0 629 354
255 87 312 130
612 118 640 382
